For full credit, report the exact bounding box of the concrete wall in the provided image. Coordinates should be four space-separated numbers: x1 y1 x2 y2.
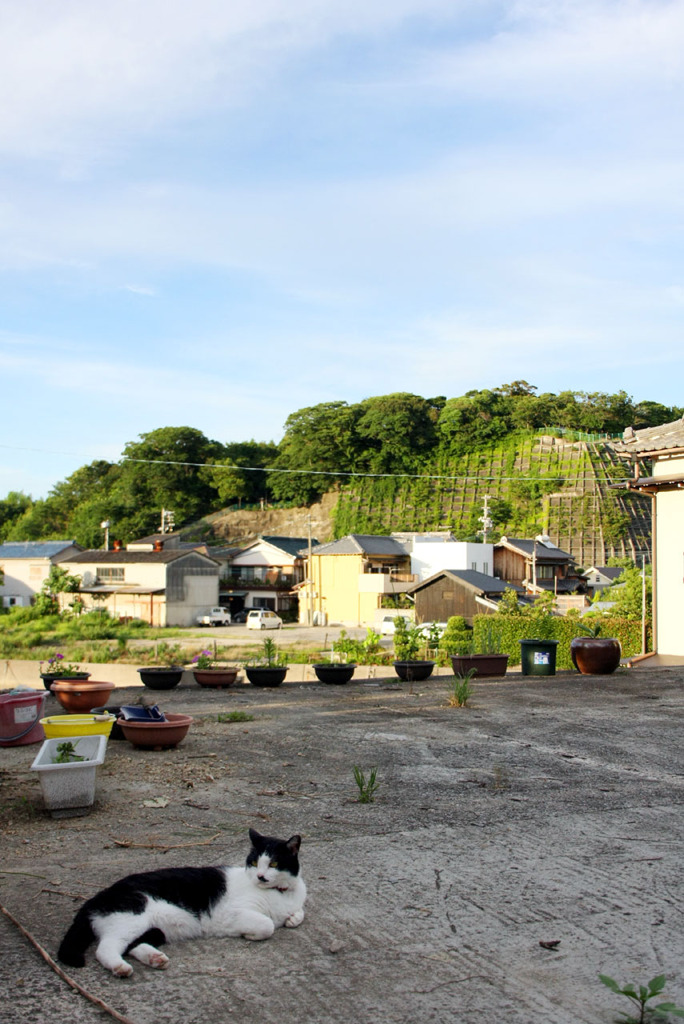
411 541 493 582
654 467 684 656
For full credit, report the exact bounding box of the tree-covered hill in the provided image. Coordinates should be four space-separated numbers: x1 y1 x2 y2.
0 383 676 562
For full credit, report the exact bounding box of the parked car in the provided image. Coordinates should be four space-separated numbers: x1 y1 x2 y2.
417 621 448 638
379 614 413 635
246 609 283 630
196 606 232 626
231 609 249 624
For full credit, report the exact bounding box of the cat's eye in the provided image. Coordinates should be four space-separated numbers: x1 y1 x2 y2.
269 860 278 868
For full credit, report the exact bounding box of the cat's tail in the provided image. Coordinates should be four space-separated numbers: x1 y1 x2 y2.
57 909 95 968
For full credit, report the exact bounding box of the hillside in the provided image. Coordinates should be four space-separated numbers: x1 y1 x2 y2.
191 433 651 567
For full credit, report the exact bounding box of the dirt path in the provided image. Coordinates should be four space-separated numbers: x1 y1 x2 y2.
2 666 683 1024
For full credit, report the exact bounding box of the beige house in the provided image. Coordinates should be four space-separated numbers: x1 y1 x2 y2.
0 540 82 607
616 417 684 659
58 544 220 627
300 534 415 626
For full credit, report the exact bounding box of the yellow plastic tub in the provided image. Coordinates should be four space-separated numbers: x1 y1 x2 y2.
40 714 116 740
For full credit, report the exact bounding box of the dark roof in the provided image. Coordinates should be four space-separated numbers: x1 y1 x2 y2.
583 566 624 581
259 536 316 557
615 417 684 455
308 534 408 557
408 569 524 596
60 549 219 566
495 536 573 563
0 540 80 559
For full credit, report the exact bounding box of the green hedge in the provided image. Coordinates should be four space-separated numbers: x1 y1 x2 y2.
472 614 649 670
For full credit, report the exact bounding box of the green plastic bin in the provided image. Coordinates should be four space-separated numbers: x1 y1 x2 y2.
520 638 559 676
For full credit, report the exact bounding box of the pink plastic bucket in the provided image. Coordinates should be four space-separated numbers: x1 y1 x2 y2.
0 692 47 746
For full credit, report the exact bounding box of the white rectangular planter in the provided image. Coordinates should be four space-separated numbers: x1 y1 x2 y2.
30 734 107 817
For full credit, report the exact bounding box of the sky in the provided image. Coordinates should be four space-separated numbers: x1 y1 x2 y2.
2 0 684 499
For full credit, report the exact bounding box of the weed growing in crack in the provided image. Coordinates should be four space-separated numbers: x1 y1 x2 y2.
353 766 379 803
216 712 255 723
447 669 475 707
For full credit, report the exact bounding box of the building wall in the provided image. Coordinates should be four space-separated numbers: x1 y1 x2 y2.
303 553 382 626
0 559 51 606
413 577 483 625
653 460 684 656
411 541 493 581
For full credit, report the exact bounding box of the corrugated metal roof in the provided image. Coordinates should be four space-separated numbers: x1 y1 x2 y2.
0 540 79 559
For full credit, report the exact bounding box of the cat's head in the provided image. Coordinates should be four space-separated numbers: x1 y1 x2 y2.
246 829 301 891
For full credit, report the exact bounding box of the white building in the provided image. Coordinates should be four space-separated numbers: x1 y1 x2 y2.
392 532 494 582
0 540 82 607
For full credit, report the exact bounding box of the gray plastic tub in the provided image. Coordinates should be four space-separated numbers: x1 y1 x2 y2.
30 734 107 817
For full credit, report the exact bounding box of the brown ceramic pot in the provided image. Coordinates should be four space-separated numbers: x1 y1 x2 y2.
50 680 116 714
570 637 622 675
450 654 509 678
193 669 239 688
118 713 193 749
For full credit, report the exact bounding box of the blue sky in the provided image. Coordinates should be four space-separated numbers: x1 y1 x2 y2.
2 0 684 498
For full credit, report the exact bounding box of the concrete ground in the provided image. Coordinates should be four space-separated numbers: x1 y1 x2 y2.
1 664 683 1024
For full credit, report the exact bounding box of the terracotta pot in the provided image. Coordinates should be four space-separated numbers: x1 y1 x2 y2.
570 637 622 675
245 666 288 688
393 660 435 682
192 668 239 688
118 713 193 749
40 672 91 692
137 667 184 690
450 654 509 678
313 663 356 685
50 680 116 714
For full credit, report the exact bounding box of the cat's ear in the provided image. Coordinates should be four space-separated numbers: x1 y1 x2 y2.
249 828 264 848
286 835 301 854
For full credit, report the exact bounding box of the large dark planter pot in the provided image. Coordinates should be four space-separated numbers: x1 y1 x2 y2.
570 637 622 675
193 668 239 688
245 666 288 688
137 667 184 690
393 660 435 682
313 663 356 685
40 672 91 692
450 654 509 678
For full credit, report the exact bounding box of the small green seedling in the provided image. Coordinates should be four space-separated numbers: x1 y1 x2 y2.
216 711 254 723
599 973 684 1023
448 668 476 707
53 741 85 764
353 766 379 804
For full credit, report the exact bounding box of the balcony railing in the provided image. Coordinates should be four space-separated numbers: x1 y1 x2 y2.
357 572 417 594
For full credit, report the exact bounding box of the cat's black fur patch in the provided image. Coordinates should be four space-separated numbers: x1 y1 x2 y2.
124 928 167 955
58 867 226 967
247 829 301 876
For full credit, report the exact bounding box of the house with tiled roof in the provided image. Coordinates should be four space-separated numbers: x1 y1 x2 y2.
58 541 220 626
299 534 415 626
220 536 316 619
614 416 684 660
0 540 82 608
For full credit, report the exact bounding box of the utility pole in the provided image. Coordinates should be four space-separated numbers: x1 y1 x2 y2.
307 514 313 627
100 520 110 551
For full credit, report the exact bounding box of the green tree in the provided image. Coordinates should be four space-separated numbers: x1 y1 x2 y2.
0 491 33 541
354 393 438 474
201 441 279 507
609 565 652 620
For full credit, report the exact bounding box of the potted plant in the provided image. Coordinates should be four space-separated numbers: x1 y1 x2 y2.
39 653 91 691
570 622 622 675
137 644 186 689
30 734 108 817
245 638 288 688
189 649 239 688
392 617 435 682
448 617 508 678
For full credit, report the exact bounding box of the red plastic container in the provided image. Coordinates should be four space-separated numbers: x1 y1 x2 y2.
0 691 47 746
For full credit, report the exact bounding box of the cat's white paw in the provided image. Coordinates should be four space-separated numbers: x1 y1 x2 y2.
112 962 134 978
148 951 170 970
284 909 305 928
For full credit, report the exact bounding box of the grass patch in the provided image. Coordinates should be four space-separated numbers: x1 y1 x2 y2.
216 711 255 724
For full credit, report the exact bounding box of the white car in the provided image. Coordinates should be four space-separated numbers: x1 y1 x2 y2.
246 609 283 630
379 614 413 635
417 621 448 639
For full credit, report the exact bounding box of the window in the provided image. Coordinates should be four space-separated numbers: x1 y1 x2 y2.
471 562 477 571
483 562 489 575
536 565 554 580
96 567 125 583
29 564 45 580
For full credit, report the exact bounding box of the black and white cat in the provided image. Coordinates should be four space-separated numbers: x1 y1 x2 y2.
58 829 306 977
